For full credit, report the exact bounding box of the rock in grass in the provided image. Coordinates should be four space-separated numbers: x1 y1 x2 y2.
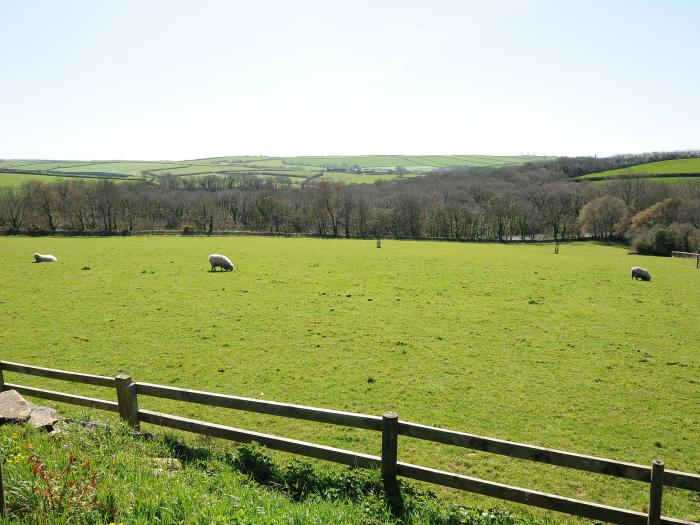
153 457 182 476
28 404 59 431
0 389 32 422
0 390 60 430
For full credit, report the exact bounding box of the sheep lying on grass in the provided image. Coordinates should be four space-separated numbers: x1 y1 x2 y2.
33 253 57 263
208 254 234 272
631 266 652 281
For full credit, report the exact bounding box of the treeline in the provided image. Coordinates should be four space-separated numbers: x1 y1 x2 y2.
1 159 699 254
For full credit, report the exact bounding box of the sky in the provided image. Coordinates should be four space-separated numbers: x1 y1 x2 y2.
1 0 699 160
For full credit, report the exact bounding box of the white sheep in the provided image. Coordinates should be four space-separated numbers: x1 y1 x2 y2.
208 253 234 272
631 266 651 281
33 253 57 263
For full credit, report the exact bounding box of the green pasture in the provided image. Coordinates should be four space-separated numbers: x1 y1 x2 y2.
593 176 700 185
53 161 184 177
0 161 99 172
279 155 544 170
245 158 294 168
0 172 135 187
0 160 48 169
281 155 423 168
1 237 698 521
151 164 253 176
0 172 86 187
581 158 700 180
319 172 416 184
190 156 275 164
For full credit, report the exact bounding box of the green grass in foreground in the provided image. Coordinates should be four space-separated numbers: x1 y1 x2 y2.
2 421 548 524
581 158 700 179
0 238 699 521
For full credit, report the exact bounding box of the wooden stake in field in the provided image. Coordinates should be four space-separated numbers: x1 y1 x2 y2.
381 412 400 513
116 374 141 430
647 459 664 525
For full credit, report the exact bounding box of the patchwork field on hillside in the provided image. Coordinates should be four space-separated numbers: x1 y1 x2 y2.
0 154 548 187
1 237 698 521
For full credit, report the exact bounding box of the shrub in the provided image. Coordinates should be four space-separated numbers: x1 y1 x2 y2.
232 442 280 484
689 229 700 252
182 225 194 235
631 225 700 256
282 460 319 500
651 229 676 256
633 238 653 255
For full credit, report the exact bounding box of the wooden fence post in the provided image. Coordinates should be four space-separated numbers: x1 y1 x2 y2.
647 459 664 525
377 238 382 248
115 374 140 430
382 412 399 500
0 362 5 392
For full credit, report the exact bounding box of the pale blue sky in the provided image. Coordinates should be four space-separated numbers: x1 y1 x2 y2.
1 0 698 160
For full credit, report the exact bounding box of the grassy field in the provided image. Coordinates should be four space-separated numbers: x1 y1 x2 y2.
1 237 698 521
593 177 700 185
0 154 548 187
53 161 185 177
0 161 99 171
278 155 548 170
0 172 116 187
318 172 416 184
580 158 700 180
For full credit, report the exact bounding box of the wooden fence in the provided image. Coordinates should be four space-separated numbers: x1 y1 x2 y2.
671 252 700 268
0 360 698 525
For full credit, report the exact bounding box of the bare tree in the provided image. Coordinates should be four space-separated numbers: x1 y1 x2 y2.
0 186 28 231
577 196 626 239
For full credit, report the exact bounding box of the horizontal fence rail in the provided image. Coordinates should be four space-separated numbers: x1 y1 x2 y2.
1 361 116 388
397 463 694 525
671 251 700 259
398 422 700 492
135 382 382 431
4 383 119 413
138 409 381 469
1 360 698 525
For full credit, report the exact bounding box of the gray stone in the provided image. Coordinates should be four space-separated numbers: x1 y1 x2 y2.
0 389 32 422
28 404 59 430
0 390 62 431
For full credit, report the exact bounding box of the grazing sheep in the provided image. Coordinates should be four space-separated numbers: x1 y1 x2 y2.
33 253 57 263
208 253 234 272
631 266 652 281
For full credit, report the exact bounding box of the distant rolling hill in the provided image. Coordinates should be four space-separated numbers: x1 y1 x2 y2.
577 158 700 183
0 154 550 187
